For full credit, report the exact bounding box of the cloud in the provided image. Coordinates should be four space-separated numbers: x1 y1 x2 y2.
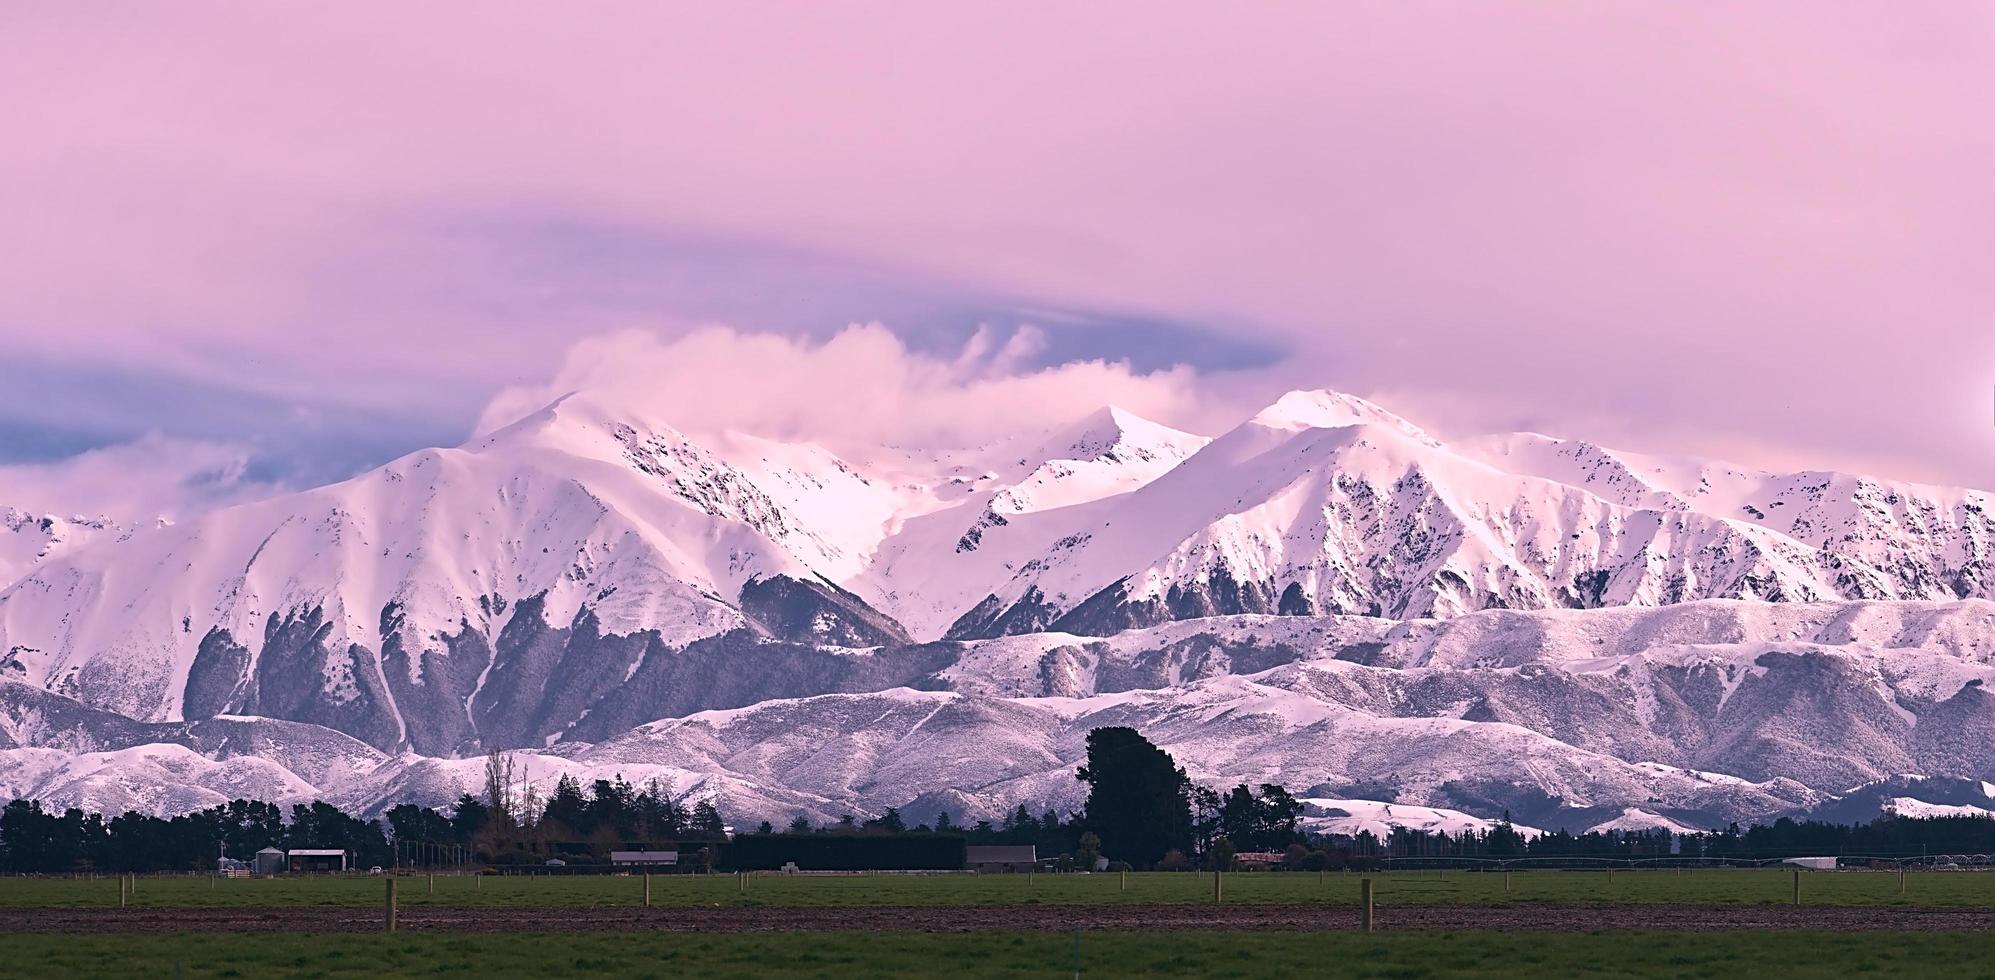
4 5 1993 488
0 435 280 523
476 324 1223 449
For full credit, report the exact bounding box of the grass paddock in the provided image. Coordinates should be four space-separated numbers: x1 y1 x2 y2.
2 929 1993 979
2 868 1989 909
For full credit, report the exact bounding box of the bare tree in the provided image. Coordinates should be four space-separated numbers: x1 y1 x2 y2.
483 749 518 829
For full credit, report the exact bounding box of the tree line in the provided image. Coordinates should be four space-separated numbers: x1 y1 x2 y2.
1067 726 1995 870
0 752 729 873
4 729 1992 873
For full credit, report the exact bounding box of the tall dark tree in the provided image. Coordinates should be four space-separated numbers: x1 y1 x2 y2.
541 775 591 836
688 798 726 839
633 780 687 841
209 799 284 859
587 777 637 838
450 795 490 843
1 800 99 873
864 807 906 833
1210 783 1306 851
386 804 455 844
1075 726 1193 868
285 801 390 867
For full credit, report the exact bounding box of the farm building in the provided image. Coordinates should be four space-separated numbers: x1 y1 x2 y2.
967 845 1037 872
611 850 679 867
1233 851 1286 869
252 847 286 875
287 849 349 873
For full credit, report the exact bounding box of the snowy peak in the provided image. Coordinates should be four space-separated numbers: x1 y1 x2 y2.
948 391 1995 638
1248 389 1439 445
854 407 1208 640
0 508 132 589
1052 405 1210 467
8 384 1995 760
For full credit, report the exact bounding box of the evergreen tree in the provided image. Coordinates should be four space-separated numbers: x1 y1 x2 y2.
587 776 637 838
689 798 726 838
865 807 907 833
541 775 590 836
1075 726 1193 868
449 795 490 844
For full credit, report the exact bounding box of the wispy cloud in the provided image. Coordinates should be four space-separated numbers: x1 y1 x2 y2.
476 324 1229 451
0 435 279 522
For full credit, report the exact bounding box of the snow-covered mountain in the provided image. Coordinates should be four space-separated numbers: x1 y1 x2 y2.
950 391 1995 637
4 387 1995 832
8 596 1994 830
0 508 131 589
0 392 1206 754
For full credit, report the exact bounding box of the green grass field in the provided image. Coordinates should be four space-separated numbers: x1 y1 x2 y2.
2 929 1992 979
1 868 1988 909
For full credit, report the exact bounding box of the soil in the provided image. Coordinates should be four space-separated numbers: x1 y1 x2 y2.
5 903 1995 934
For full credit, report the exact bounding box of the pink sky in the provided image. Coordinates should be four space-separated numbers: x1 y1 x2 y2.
2 3 1992 513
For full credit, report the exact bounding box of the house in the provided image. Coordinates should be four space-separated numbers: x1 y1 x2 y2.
611 850 679 867
1233 851 1287 870
287 849 349 873
252 848 286 875
967 844 1037 872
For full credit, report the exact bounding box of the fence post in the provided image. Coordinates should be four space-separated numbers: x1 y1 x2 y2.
643 872 651 907
1212 867 1222 903
1792 869 1800 906
1360 877 1374 933
1120 869 1126 892
385 877 397 933
738 870 746 894
1900 864 1907 897
118 875 126 909
428 873 435 897
1504 870 1510 894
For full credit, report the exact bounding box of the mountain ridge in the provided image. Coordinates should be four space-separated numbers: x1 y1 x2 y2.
3 388 1993 833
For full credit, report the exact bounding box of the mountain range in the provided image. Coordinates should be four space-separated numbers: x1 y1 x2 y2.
3 389 1993 834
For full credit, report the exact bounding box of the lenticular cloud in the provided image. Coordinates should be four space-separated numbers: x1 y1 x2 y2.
474 323 1211 450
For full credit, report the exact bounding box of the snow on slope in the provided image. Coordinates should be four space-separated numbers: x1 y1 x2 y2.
0 393 839 730
951 392 1995 637
1299 798 1542 839
0 743 318 816
8 594 1995 828
854 406 1208 638
5 386 1995 820
0 508 131 590
1882 797 1995 819
0 396 1206 750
